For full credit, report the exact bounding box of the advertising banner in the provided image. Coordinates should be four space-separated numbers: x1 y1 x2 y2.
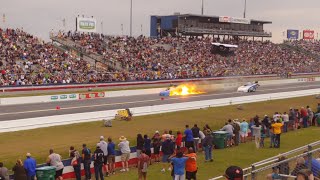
79 92 105 100
76 17 97 33
219 16 250 24
287 29 299 39
303 30 315 40
50 94 77 101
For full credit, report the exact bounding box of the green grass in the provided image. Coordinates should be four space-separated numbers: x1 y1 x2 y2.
0 95 319 178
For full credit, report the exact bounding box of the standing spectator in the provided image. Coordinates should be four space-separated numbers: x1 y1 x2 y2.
291 157 308 176
300 107 309 128
47 149 64 180
12 159 27 180
0 162 9 180
170 151 189 180
143 135 152 165
69 146 81 180
278 156 290 178
152 131 161 163
262 115 271 137
282 112 289 133
93 144 104 180
272 120 283 148
317 103 320 114
191 124 200 152
240 119 249 143
161 135 175 172
307 106 314 126
98 136 109 176
176 131 183 150
184 125 194 149
202 130 213 162
232 120 241 146
269 121 276 148
82 144 92 180
260 124 266 148
251 123 262 149
107 137 116 175
220 121 234 147
185 148 197 180
137 150 150 180
24 153 36 180
118 136 131 172
137 134 144 157
289 108 296 130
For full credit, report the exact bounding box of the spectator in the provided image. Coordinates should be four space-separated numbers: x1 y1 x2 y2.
317 103 320 114
232 120 241 146
269 121 276 148
272 120 283 148
0 162 9 180
137 149 150 180
300 107 309 128
161 135 175 172
240 119 249 143
118 136 131 172
278 156 290 179
24 153 36 180
12 159 27 180
98 136 109 176
296 169 314 180
267 167 281 180
260 124 266 148
202 130 213 162
69 146 81 180
93 143 105 180
204 124 212 133
152 131 161 163
289 108 296 130
224 165 243 180
304 153 320 177
47 149 64 180
184 125 194 149
291 157 308 176
220 121 234 147
82 144 92 180
191 124 200 152
306 106 314 126
176 131 183 150
137 134 144 157
143 135 152 165
282 112 289 133
107 137 116 175
262 115 271 137
185 148 198 180
170 151 189 180
251 122 262 149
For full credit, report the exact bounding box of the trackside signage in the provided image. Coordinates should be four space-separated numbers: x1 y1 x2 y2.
50 94 77 101
76 17 97 32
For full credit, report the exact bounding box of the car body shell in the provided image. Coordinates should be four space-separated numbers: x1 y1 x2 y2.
237 83 260 92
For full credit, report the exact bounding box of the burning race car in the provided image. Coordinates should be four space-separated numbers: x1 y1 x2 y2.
159 84 203 96
237 81 260 93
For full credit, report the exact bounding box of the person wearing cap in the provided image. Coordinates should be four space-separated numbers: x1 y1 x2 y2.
82 144 92 180
152 131 161 163
118 136 131 172
224 166 243 180
93 144 105 180
98 136 109 176
161 134 175 172
23 153 36 180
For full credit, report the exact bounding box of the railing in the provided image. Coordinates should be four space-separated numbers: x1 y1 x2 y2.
180 27 272 37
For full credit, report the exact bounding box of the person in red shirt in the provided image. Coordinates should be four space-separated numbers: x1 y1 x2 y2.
300 107 309 128
176 131 183 150
185 148 197 180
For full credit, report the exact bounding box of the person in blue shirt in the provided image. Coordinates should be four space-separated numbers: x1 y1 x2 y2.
240 119 249 143
184 125 194 149
304 156 320 177
23 153 36 180
107 138 116 175
170 151 188 180
143 134 152 164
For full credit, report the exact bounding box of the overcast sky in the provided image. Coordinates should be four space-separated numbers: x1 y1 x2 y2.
0 0 319 43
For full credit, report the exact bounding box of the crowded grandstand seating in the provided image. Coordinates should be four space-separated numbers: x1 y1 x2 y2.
285 40 320 57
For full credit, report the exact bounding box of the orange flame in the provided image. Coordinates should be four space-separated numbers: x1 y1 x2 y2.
170 84 203 96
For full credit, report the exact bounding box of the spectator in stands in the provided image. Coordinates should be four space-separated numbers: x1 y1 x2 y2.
161 135 175 173
176 131 183 150
184 125 194 149
220 121 234 147
303 152 320 177
272 120 283 148
69 146 81 180
137 134 144 157
118 136 131 172
82 144 92 180
282 112 289 133
251 122 262 149
0 162 9 180
191 124 200 152
291 157 308 176
202 130 213 162
137 149 150 180
266 167 281 180
12 159 27 180
278 156 290 179
301 107 309 128
224 166 243 180
98 136 109 176
306 106 314 126
24 153 36 180
185 147 197 180
143 135 152 165
240 119 249 143
296 169 315 180
47 149 64 180
152 131 161 163
107 137 116 175
170 151 189 180
93 143 105 180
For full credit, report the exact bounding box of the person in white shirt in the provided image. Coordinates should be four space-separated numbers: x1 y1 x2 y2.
282 112 289 132
118 136 131 172
47 149 64 180
98 136 109 176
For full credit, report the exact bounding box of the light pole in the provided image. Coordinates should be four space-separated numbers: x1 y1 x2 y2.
130 0 133 36
101 21 104 34
243 0 247 18
201 0 204 15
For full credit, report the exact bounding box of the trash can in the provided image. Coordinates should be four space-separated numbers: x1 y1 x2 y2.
36 166 56 180
212 131 229 149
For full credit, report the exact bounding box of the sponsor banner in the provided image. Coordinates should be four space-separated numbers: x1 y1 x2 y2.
76 17 97 33
50 94 77 101
303 30 315 40
79 92 105 100
219 16 251 24
298 77 316 82
287 29 299 39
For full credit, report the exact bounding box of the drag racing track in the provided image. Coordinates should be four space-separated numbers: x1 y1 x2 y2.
0 81 319 121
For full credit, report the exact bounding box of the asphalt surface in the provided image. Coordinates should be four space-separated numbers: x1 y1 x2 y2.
0 82 319 121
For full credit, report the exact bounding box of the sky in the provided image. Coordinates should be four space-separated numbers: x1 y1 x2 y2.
0 0 319 43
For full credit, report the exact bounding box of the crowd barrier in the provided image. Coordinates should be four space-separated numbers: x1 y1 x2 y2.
1 88 319 133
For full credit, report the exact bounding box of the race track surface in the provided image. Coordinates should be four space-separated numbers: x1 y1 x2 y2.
0 82 319 121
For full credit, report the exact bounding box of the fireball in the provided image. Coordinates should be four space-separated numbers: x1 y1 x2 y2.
170 84 204 96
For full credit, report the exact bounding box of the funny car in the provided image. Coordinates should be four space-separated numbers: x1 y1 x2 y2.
237 81 260 92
